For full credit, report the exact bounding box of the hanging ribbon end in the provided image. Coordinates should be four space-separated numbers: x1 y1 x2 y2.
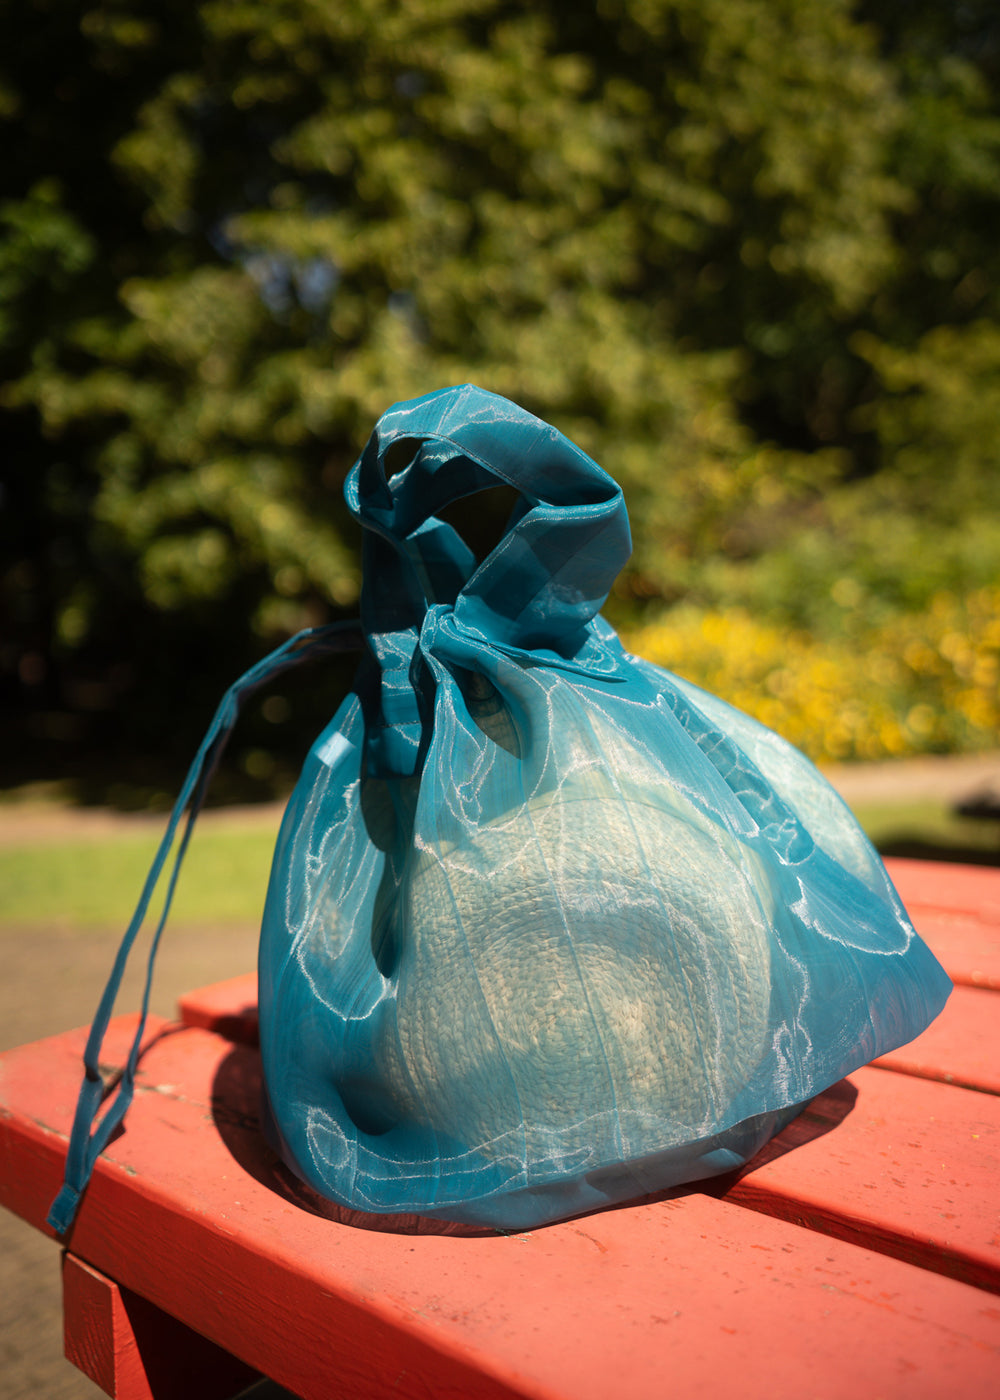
47 1182 81 1236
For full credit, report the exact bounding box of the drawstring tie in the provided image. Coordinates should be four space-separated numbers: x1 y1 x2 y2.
47 621 361 1236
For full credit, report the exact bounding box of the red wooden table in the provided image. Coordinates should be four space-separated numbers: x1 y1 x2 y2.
2 856 999 1399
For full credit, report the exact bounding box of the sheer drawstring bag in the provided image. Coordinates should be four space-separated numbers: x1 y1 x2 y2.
49 384 951 1236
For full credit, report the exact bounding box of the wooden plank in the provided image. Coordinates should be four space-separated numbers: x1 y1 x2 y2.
884 857 1000 990
885 856 1000 922
714 1066 1000 1292
886 856 1000 924
178 973 258 1046
907 910 1000 990
2 1019 999 1399
873 985 1000 1094
62 1254 259 1400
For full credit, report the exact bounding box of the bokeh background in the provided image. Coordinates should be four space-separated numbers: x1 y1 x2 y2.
3 0 999 802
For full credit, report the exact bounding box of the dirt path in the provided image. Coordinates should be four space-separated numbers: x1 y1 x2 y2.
820 750 1000 807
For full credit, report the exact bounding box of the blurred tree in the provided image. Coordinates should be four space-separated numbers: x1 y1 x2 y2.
1 0 997 797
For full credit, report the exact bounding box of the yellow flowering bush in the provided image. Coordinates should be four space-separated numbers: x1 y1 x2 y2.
622 586 1000 763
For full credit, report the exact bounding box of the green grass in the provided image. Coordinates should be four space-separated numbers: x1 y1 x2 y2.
0 825 280 929
0 799 995 934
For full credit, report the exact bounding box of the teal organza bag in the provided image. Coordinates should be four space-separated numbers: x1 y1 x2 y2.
50 385 950 1236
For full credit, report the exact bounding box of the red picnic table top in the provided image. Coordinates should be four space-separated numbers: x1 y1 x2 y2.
1 856 999 1400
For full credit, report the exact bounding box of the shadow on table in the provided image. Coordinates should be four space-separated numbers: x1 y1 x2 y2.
210 1041 858 1236
702 1076 859 1197
874 836 999 867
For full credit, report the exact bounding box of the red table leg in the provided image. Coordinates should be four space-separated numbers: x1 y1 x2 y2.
62 1253 260 1400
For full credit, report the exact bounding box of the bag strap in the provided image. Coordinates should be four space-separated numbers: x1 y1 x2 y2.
47 621 362 1236
345 385 632 775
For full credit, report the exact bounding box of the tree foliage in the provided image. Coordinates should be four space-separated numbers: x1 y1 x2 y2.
2 0 998 796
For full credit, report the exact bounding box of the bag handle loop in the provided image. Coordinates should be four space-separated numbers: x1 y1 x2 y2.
343 386 632 776
346 384 631 652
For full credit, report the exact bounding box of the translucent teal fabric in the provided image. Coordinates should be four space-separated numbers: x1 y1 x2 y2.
257 385 951 1230
48 384 951 1236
